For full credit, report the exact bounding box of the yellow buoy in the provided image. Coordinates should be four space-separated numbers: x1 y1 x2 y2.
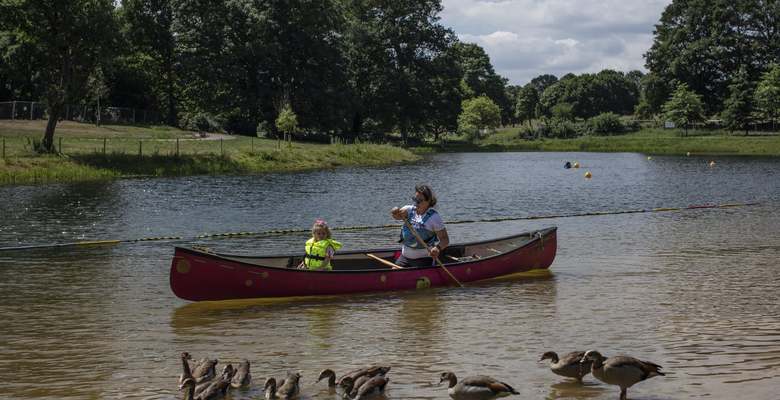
573 162 580 168
584 171 592 179
709 161 715 167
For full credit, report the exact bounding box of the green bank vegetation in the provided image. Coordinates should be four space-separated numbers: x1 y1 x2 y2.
0 121 418 185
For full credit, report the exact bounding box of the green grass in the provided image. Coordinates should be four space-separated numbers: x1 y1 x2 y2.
0 120 419 186
431 127 780 156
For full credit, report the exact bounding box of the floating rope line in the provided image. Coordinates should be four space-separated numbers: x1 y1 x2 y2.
0 202 761 252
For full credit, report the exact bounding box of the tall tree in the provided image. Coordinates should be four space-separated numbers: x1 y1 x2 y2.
514 85 539 126
722 67 755 135
645 0 778 113
755 63 780 130
452 42 512 123
662 83 705 136
529 74 558 94
458 95 500 141
4 0 118 152
121 0 178 125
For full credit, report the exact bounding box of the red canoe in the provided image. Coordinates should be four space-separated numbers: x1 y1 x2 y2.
170 227 557 301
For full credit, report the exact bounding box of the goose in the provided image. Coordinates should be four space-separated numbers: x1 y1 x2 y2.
195 364 235 400
180 377 198 400
231 359 251 388
439 371 519 400
340 375 389 399
317 368 337 387
540 351 591 382
266 371 301 399
581 350 665 400
179 352 194 386
191 358 218 384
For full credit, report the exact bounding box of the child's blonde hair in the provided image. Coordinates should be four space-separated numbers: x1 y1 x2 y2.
311 219 333 239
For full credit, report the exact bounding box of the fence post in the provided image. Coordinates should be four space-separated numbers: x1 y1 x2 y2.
176 138 179 157
103 137 106 155
220 138 223 156
133 108 136 124
2 138 5 158
11 101 15 120
30 102 34 120
139 140 142 158
251 137 254 153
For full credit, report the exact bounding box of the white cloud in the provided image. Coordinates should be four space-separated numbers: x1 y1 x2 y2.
441 0 671 84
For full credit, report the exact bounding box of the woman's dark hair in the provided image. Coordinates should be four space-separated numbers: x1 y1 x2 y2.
415 184 437 207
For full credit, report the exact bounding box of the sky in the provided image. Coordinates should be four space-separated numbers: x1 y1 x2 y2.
440 0 672 85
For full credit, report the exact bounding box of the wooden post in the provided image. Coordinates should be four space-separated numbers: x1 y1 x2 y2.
139 140 142 158
30 102 34 120
103 137 106 155
176 138 179 157
251 137 254 153
220 138 223 156
11 101 15 120
2 138 5 158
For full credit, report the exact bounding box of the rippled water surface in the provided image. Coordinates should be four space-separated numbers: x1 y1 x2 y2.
1 152 779 399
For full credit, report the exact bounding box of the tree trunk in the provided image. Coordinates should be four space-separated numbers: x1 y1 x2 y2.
42 104 61 153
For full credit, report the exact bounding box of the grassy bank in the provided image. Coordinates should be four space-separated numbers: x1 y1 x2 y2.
0 120 419 185
435 127 780 156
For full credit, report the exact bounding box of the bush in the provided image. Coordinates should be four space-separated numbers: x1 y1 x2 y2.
587 112 624 135
179 111 223 133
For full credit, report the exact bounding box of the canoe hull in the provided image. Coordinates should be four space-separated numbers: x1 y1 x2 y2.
170 227 557 301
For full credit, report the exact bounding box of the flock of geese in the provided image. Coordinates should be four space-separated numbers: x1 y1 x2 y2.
178 349 665 400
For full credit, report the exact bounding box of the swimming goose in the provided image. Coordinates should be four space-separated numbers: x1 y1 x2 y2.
179 352 194 386
195 364 235 400
581 350 665 400
267 371 301 399
264 377 278 400
340 375 389 399
540 351 591 382
192 358 218 383
231 359 251 388
180 377 197 400
317 369 337 387
439 372 519 400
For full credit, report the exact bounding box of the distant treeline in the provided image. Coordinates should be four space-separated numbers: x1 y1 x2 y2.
1 0 779 152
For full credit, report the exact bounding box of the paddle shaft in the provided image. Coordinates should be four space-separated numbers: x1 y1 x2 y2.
402 219 464 287
366 253 403 269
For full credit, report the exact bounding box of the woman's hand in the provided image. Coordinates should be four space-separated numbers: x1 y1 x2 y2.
390 207 407 220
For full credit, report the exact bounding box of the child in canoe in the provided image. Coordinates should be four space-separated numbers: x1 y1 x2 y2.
298 219 342 270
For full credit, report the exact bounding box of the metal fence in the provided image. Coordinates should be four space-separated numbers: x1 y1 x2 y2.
0 101 164 124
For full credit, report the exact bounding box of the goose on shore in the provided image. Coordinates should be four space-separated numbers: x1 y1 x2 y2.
581 350 665 400
540 351 591 382
439 372 519 400
340 375 389 399
231 359 251 388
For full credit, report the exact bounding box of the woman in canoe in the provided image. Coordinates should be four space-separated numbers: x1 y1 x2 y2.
390 184 450 267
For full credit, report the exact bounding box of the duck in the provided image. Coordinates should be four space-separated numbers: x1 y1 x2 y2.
231 359 251 388
191 358 219 384
340 375 389 399
581 350 665 400
439 372 519 400
265 371 301 399
318 365 391 388
179 352 194 386
540 351 591 382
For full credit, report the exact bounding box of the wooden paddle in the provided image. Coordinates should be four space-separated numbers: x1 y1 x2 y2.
366 253 403 269
402 219 464 287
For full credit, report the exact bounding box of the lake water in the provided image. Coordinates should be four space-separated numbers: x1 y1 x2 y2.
1 152 779 399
